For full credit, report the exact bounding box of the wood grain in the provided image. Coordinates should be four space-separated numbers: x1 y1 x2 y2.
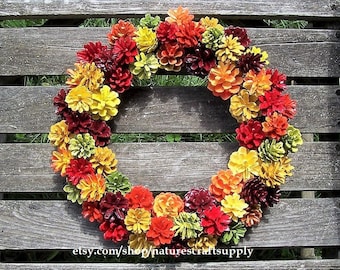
0 142 338 192
0 28 339 77
0 198 339 249
0 0 339 19
0 85 339 134
1 260 340 270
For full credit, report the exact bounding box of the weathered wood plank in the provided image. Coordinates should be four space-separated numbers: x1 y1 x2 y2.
1 260 340 270
0 0 339 19
0 28 339 77
0 198 338 249
0 85 339 134
0 142 338 192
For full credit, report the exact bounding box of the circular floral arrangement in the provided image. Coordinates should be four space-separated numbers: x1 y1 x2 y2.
49 6 303 256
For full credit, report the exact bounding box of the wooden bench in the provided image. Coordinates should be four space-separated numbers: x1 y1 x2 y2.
0 1 339 269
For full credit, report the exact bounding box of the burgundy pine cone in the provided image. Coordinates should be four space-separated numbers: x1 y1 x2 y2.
184 43 216 78
241 177 268 207
238 52 265 74
263 186 281 208
184 187 216 214
99 192 129 223
224 26 251 47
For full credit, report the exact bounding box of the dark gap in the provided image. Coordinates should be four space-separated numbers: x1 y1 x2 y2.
317 133 340 142
111 133 237 143
315 190 340 198
287 77 339 85
1 191 306 201
1 15 337 30
320 247 340 259
281 191 301 198
0 247 307 262
2 192 66 200
13 16 340 30
0 76 24 86
220 19 268 28
0 75 67 86
3 247 339 262
2 75 337 87
42 19 85 27
51 16 283 27
310 21 340 30
4 133 237 143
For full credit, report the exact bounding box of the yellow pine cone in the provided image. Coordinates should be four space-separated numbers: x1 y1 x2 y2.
221 193 248 222
90 85 121 121
89 146 118 175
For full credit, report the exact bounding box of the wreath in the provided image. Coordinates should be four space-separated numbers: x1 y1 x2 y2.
49 6 303 256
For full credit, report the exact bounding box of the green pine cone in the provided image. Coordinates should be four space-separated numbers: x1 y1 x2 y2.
105 171 132 195
258 138 286 162
130 52 159 80
221 222 247 245
63 183 84 204
140 14 161 29
173 212 203 240
282 125 303 153
202 27 224 51
68 133 96 159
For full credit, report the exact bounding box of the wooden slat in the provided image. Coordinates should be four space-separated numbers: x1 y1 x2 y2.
0 0 339 19
1 260 340 270
0 142 338 192
0 28 339 77
0 85 339 134
0 198 339 249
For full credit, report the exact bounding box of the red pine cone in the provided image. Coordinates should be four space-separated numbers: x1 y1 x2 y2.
77 41 108 63
107 66 133 93
112 37 138 65
259 89 297 119
236 119 266 149
268 69 287 91
77 41 116 76
176 21 204 48
156 21 178 43
81 201 104 223
201 205 231 236
66 158 95 185
99 220 128 243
